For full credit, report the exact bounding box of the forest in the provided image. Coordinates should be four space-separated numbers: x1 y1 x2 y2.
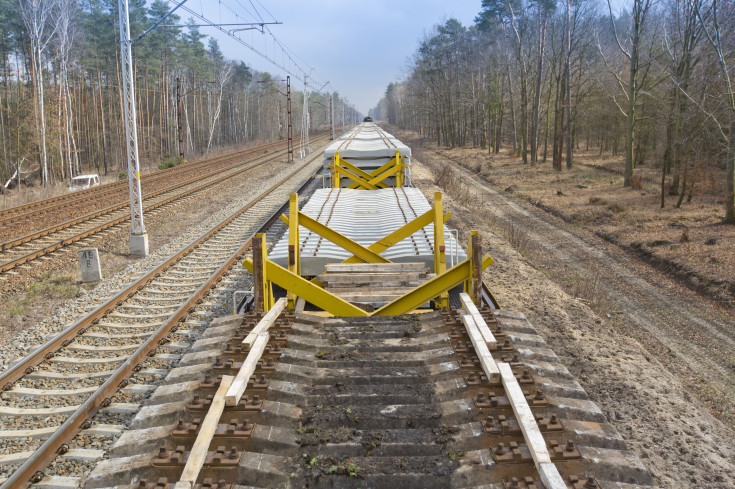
0 0 354 190
369 0 735 224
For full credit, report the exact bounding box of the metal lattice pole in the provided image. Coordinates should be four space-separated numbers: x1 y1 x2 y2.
329 95 334 140
119 0 148 255
287 76 293 162
303 74 310 155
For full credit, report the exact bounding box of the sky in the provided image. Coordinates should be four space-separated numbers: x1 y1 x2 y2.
176 0 483 114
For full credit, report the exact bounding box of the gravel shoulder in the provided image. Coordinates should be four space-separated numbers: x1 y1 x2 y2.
408 149 735 488
0 149 304 369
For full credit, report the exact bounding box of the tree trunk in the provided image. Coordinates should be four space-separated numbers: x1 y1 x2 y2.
726 118 735 223
531 2 548 166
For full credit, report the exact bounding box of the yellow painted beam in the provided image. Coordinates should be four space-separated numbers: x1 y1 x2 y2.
361 165 399 188
345 158 397 189
338 159 389 189
287 193 300 310
333 152 341 188
336 162 399 190
297 212 391 264
308 208 452 287
395 150 403 187
244 257 368 316
335 165 380 190
372 260 472 316
433 192 448 309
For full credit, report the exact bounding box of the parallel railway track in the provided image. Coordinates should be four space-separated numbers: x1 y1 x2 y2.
0 137 325 277
0 138 298 237
0 148 328 488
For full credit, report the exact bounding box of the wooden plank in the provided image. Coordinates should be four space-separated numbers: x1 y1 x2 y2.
226 333 269 407
460 314 499 376
178 375 234 485
332 294 406 303
326 280 425 290
459 292 497 347
324 262 426 273
498 362 551 466
241 297 287 349
322 272 423 283
295 297 306 313
538 462 568 489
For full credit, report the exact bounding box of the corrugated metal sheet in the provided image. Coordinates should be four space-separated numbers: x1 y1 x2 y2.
270 188 467 276
324 123 412 187
324 122 411 159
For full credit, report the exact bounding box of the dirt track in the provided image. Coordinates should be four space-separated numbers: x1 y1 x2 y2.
406 139 735 488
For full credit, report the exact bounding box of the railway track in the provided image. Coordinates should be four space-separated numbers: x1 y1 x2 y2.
0 138 300 239
0 148 328 488
83 297 654 489
0 137 326 278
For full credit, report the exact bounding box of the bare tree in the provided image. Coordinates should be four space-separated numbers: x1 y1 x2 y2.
604 0 656 187
531 0 549 165
695 0 735 223
19 0 59 187
207 62 234 151
564 0 572 169
54 0 79 181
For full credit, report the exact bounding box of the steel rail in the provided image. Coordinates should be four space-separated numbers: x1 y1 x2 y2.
0 143 293 253
0 150 324 489
0 138 293 227
0 137 328 274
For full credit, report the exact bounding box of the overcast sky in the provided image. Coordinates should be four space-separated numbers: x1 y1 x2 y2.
181 0 482 114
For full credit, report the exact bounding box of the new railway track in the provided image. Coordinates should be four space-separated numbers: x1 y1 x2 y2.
0 148 328 488
0 137 326 278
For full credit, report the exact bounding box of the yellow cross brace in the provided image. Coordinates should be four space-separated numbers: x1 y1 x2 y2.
242 253 493 317
330 153 403 190
279 211 391 264
243 257 369 316
337 159 389 189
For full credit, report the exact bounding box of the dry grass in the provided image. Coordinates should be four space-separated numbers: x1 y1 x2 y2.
412 138 735 305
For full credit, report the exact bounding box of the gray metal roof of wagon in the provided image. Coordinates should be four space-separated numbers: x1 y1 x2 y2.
324 123 411 159
269 187 466 276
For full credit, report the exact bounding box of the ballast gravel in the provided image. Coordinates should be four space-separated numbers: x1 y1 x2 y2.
0 158 308 372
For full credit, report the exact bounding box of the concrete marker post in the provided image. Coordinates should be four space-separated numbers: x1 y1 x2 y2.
78 248 102 282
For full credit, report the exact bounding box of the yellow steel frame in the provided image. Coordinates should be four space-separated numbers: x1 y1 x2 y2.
286 194 300 310
243 257 369 316
244 192 494 316
253 233 274 311
330 150 404 189
242 252 493 317
433 192 448 309
279 211 391 264
280 205 451 287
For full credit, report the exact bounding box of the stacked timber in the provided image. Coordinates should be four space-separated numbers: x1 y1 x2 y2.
321 262 431 310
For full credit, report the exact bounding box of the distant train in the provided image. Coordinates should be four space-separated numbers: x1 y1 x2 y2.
363 116 373 122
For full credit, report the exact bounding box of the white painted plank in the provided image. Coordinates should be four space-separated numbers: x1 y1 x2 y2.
460 313 499 375
460 292 497 347
178 375 234 484
498 362 551 465
538 462 568 489
241 297 287 348
226 333 269 407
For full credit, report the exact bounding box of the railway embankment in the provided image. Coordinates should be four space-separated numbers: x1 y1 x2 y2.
405 145 735 488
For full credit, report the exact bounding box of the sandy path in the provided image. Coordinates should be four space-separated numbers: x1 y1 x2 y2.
407 150 735 488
